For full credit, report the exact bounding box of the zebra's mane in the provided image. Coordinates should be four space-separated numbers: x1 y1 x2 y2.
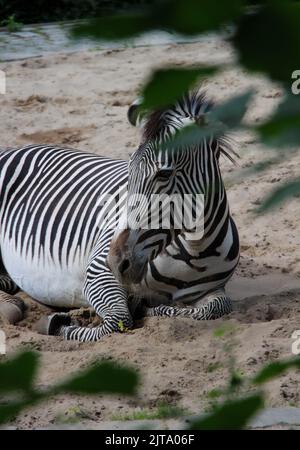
142 90 238 164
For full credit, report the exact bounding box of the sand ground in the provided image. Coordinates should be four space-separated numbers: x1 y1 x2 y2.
0 37 299 429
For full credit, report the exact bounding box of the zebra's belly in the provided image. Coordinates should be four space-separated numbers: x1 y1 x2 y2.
1 245 88 308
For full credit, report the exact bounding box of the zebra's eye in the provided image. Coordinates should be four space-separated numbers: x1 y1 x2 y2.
156 169 174 180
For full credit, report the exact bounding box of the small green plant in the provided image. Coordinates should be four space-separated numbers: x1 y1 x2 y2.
55 406 94 424
1 15 23 32
118 319 129 332
206 362 223 373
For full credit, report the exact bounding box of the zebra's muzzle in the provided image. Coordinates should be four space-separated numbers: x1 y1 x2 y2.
107 229 148 287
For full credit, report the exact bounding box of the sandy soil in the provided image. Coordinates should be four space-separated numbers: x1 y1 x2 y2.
0 37 299 429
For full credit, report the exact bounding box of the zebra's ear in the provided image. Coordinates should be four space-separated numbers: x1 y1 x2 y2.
127 97 146 128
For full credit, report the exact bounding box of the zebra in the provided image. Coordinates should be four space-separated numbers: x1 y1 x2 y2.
0 91 239 341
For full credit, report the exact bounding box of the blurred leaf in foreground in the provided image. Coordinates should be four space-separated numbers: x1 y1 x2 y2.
259 93 300 147
72 0 243 40
59 360 139 395
210 89 253 129
0 351 38 394
0 400 30 424
188 394 264 430
157 0 243 36
258 178 300 212
0 350 138 424
72 13 151 40
161 90 253 152
142 66 218 110
253 357 300 384
233 2 300 82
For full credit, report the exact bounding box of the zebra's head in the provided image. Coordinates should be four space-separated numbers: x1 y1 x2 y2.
108 90 235 288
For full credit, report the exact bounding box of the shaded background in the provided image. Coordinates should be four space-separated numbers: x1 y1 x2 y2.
0 0 152 24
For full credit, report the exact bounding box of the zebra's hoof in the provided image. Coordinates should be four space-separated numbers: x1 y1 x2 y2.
35 313 71 336
0 294 26 324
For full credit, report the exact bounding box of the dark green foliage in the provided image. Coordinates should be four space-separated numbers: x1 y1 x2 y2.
253 357 300 384
72 13 152 40
0 400 32 424
0 351 139 424
188 395 264 430
232 2 300 83
73 0 242 39
210 90 253 129
0 351 38 394
2 350 300 427
142 67 218 110
253 358 300 384
259 178 300 212
159 0 242 35
60 360 138 395
259 92 300 148
158 91 252 154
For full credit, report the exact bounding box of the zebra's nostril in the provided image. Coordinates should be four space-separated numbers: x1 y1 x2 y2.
118 259 130 275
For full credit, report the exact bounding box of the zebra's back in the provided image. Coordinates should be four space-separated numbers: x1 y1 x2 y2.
0 145 128 307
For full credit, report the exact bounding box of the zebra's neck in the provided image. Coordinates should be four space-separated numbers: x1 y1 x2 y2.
177 183 230 256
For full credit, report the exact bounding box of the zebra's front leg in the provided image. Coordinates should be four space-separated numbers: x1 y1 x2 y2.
46 267 132 342
0 272 25 324
145 289 232 321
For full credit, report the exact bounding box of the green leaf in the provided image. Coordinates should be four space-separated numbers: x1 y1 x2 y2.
0 351 38 393
0 400 30 424
162 122 226 153
210 90 253 129
161 90 252 152
72 0 242 40
142 66 218 110
157 0 243 36
259 93 300 147
72 14 152 40
258 178 300 212
188 394 264 430
253 357 300 384
59 360 139 396
232 3 300 82
118 320 125 332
